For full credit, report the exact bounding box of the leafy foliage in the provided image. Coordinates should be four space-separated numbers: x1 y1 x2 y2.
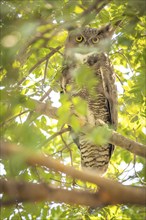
0 0 146 219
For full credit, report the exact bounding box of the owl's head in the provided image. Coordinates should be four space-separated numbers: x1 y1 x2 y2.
64 24 114 62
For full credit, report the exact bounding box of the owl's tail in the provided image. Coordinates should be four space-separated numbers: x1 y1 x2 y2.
79 135 113 176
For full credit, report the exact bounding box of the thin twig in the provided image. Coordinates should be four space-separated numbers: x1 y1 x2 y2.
40 127 70 148
0 110 30 127
17 46 62 86
39 88 52 102
42 59 49 90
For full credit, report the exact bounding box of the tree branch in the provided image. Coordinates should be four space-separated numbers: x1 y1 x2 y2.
28 100 146 158
110 130 146 158
95 119 146 158
1 178 145 207
33 99 58 120
1 142 146 207
0 179 110 207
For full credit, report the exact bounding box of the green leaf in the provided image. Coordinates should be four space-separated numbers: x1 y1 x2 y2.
86 125 112 145
73 64 97 90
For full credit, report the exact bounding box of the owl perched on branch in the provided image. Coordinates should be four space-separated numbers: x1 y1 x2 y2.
61 24 118 175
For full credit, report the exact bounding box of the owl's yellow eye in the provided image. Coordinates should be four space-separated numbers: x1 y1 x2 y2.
75 35 83 42
92 37 99 44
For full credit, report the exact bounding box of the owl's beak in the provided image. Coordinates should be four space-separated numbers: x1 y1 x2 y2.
84 41 90 46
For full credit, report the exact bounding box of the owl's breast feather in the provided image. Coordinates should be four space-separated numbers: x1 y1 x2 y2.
74 52 97 64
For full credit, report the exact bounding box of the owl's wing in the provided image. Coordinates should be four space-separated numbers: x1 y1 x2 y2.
100 62 118 130
98 64 117 158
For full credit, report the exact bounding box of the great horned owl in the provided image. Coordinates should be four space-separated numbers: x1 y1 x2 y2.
61 24 118 175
